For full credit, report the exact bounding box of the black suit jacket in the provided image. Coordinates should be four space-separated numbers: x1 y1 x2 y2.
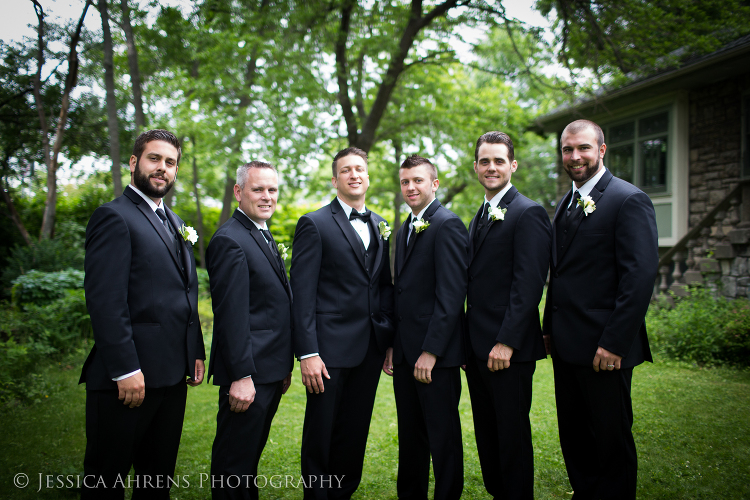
290 198 394 367
393 199 468 368
80 186 205 390
206 209 294 386
543 169 658 368
466 187 550 362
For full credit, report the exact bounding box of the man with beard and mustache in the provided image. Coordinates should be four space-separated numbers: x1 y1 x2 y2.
80 129 206 498
543 119 658 499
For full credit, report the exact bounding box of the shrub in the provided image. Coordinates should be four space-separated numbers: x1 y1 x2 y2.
1 238 84 295
647 288 750 367
11 269 85 306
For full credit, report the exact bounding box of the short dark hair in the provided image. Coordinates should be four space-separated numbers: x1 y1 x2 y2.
132 129 182 164
400 154 437 181
332 147 368 177
236 161 277 188
474 131 514 162
562 119 605 148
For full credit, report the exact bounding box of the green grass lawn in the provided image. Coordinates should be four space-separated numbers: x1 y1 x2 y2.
2 337 750 499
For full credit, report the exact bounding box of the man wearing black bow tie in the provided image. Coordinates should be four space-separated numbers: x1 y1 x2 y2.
386 154 468 500
464 132 551 500
290 147 394 499
80 130 205 498
206 161 294 499
544 120 658 499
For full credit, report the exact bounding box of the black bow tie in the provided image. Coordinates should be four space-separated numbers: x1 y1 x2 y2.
349 210 371 222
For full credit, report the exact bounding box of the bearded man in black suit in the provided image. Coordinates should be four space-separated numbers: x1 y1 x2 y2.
464 132 551 500
385 154 468 500
81 129 205 499
206 161 294 499
290 147 394 500
543 119 658 500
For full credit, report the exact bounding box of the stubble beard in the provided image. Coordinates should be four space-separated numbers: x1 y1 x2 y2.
133 160 175 199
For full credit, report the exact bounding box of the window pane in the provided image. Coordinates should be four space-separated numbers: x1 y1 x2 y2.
641 137 668 191
607 144 634 184
639 112 669 136
609 122 634 143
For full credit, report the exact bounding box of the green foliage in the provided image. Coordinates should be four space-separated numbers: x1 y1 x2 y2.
647 288 750 367
11 269 85 306
1 239 84 295
0 289 91 404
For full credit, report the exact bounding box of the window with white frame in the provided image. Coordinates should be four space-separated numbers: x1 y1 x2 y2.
603 110 670 194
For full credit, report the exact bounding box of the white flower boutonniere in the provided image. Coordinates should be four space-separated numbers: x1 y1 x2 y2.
277 243 289 260
178 224 198 245
378 220 392 240
488 206 507 222
577 195 596 216
413 218 430 233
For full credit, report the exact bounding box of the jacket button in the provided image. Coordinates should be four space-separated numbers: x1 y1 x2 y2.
189 321 194 326
553 306 558 312
370 284 373 289
371 313 374 317
468 275 473 281
564 229 568 234
468 304 472 309
186 287 190 293
398 315 402 321
554 272 559 278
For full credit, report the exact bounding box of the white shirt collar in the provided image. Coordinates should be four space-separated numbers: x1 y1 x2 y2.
129 183 161 212
237 207 268 230
337 197 367 218
411 197 437 222
484 182 513 209
572 166 607 201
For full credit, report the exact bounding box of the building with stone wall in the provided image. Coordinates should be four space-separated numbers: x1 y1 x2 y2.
533 35 750 298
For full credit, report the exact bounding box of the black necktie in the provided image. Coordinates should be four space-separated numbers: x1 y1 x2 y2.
566 191 582 219
349 210 371 222
474 202 490 245
260 229 287 282
156 208 181 257
406 215 416 246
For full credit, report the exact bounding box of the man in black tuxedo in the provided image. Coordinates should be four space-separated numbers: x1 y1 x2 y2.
384 154 468 500
290 147 394 499
543 119 658 499
80 129 205 499
206 161 294 499
464 132 551 500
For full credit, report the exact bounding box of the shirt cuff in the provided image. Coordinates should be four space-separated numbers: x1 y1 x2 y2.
299 353 320 360
113 369 141 381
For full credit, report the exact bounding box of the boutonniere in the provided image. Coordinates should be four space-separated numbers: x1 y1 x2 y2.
178 224 198 245
277 243 289 260
413 218 430 233
378 221 392 240
488 206 507 222
577 195 596 216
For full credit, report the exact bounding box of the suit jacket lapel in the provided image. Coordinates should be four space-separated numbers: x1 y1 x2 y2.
396 219 408 276
126 187 182 272
402 199 442 271
468 203 482 259
556 169 614 265
551 189 571 267
331 198 367 273
165 207 191 279
475 187 518 255
234 210 287 286
367 216 384 279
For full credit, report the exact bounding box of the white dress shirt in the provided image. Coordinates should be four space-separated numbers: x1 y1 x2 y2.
567 167 607 209
408 198 437 245
337 197 370 250
483 182 514 220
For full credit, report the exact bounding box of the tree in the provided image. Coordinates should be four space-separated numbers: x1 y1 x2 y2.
98 0 123 198
120 0 147 132
32 0 93 240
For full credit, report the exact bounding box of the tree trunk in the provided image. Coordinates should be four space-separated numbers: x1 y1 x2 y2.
1 176 32 246
219 161 235 226
190 137 206 267
38 0 91 240
390 141 404 272
120 0 146 131
99 0 123 198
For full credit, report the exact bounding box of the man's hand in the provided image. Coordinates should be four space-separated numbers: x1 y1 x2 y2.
187 359 205 387
593 346 622 372
414 351 437 384
488 342 514 372
117 371 145 408
543 334 551 355
300 355 330 394
281 372 293 395
382 347 394 376
229 377 256 413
